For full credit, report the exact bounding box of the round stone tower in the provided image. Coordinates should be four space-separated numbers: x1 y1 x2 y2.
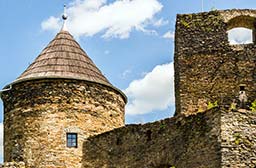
0 13 126 167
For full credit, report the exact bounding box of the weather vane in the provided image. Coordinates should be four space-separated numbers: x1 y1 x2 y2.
61 4 68 31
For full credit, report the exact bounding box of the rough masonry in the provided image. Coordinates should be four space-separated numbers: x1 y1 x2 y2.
175 9 256 115
1 30 126 168
1 79 125 168
82 108 256 168
1 9 256 168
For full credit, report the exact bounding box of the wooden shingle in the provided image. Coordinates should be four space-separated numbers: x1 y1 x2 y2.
16 30 111 86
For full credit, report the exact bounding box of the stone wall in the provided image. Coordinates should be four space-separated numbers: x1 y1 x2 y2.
82 108 221 168
1 79 125 168
174 9 256 115
221 109 256 167
0 162 25 168
82 107 256 168
1 9 256 168
2 107 255 168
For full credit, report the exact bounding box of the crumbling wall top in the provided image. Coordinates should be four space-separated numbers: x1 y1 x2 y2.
219 9 256 28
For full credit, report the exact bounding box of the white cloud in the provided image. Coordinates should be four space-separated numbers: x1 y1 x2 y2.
228 27 253 44
41 16 60 31
41 0 163 39
153 18 169 27
124 62 174 115
163 31 174 39
121 69 132 79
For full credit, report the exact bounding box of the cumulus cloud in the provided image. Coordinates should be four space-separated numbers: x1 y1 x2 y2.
41 0 163 39
163 31 174 39
228 27 253 44
124 62 174 115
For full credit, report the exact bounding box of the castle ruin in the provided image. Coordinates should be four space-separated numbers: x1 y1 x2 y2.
1 9 256 168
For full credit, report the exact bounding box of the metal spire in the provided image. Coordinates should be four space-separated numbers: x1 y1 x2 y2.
61 4 68 31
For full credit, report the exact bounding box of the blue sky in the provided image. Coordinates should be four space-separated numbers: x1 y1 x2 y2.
0 0 256 162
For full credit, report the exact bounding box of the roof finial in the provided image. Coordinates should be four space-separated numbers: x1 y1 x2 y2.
61 4 68 31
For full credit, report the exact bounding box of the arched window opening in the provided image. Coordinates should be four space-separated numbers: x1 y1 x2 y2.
227 27 253 45
226 15 256 45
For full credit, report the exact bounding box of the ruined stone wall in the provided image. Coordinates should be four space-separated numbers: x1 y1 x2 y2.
221 110 256 167
0 162 25 168
82 107 256 168
82 108 221 168
1 79 125 168
174 9 256 115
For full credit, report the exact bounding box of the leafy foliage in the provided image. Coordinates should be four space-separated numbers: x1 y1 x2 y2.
229 102 237 112
207 101 218 110
233 133 242 145
250 100 256 112
181 20 190 28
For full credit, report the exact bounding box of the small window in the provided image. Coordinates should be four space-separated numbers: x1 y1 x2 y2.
240 84 246 91
228 27 253 44
67 133 78 148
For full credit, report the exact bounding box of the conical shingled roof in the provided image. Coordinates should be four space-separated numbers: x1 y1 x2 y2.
15 30 111 86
